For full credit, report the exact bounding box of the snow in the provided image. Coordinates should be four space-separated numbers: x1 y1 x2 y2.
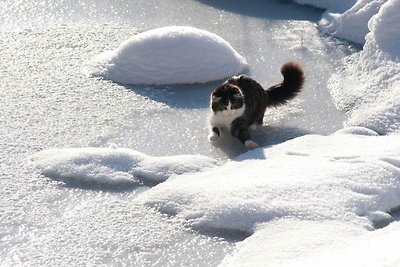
323 0 400 134
83 26 247 85
293 0 400 134
319 0 385 44
140 128 400 265
222 220 400 267
31 146 218 185
140 128 400 232
2 0 400 266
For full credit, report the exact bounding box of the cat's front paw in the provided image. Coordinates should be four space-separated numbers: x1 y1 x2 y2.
208 132 220 142
244 140 259 150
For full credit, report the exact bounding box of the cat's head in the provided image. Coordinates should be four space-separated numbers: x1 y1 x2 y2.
211 83 245 116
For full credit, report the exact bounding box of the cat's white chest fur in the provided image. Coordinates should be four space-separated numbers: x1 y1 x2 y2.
209 104 245 130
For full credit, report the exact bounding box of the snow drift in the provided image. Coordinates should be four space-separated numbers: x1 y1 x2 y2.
327 0 400 134
318 0 384 44
138 127 400 265
297 0 400 134
221 219 400 267
31 147 218 185
140 128 400 233
83 26 247 85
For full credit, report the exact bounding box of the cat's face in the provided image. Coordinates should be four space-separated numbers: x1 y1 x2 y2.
211 84 245 116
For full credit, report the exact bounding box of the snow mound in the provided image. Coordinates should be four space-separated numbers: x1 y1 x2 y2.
222 219 400 267
300 0 400 134
319 0 385 44
31 147 218 185
328 0 400 134
368 0 400 58
140 128 400 233
82 26 247 85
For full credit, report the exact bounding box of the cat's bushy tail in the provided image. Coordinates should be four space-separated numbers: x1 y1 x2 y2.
265 62 304 107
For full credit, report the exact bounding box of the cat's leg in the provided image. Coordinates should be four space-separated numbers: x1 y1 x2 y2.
231 118 259 149
256 107 266 126
249 115 264 131
208 126 221 142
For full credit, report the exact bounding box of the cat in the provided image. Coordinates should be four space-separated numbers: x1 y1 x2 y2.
208 61 304 149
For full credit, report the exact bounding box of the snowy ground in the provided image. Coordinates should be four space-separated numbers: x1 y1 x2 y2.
1 0 399 266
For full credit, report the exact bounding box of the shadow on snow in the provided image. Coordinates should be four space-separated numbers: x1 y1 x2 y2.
122 81 221 109
195 0 323 21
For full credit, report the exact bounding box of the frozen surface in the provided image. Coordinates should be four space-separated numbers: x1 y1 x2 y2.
83 26 247 85
3 0 400 266
293 0 356 10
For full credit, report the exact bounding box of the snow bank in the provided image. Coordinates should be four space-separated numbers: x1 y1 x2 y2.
319 0 385 44
82 26 247 85
140 128 400 233
293 0 384 45
31 147 218 185
137 127 400 265
222 219 400 267
293 0 400 134
328 0 400 134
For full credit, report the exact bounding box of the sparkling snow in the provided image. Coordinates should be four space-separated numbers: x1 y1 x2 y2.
31 147 218 185
325 0 400 134
140 129 400 234
2 0 400 266
83 26 247 85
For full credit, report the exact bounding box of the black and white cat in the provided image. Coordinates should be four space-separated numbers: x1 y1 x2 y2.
208 62 304 149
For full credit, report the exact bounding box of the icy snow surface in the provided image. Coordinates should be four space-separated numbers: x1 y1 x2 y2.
2 0 400 266
31 147 218 185
83 26 247 85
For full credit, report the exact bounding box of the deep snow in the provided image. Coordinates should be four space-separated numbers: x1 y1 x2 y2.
2 0 400 266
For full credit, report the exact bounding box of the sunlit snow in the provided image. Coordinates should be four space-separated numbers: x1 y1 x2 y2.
327 0 400 134
31 147 218 185
2 0 400 266
83 26 247 85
